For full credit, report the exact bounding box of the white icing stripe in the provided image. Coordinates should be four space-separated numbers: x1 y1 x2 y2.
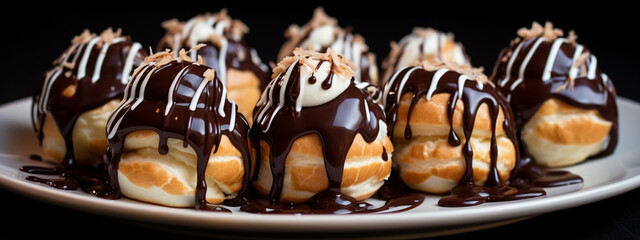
182 18 197 41
382 66 410 107
214 17 226 34
542 38 566 81
107 64 152 138
510 38 546 91
173 34 181 59
77 37 101 80
121 42 142 84
217 81 227 117
91 42 111 83
454 45 466 66
344 33 353 60
38 69 56 112
165 65 190 115
190 39 198 61
261 61 298 132
396 67 422 104
69 44 84 66
457 75 470 98
190 77 211 111
601 73 609 83
130 66 156 110
499 40 525 87
256 79 276 112
228 100 236 132
351 38 362 83
218 37 229 85
62 43 80 64
363 100 371 123
40 68 63 113
569 44 584 80
588 55 598 80
255 79 277 123
355 82 370 89
426 69 449 101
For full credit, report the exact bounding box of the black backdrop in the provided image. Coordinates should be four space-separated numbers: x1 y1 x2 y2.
1 6 639 239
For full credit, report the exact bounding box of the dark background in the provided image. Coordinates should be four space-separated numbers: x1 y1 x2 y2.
1 5 639 239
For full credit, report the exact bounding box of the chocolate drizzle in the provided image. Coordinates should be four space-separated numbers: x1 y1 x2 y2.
250 52 396 212
157 13 270 90
25 30 146 190
104 59 252 210
383 65 548 207
490 35 618 159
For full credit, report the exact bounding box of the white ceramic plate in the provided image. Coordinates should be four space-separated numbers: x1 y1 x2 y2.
1 98 639 239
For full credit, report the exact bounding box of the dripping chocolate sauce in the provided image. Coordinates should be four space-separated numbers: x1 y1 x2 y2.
244 58 426 214
157 33 271 90
104 60 252 212
384 67 582 207
488 36 617 199
24 37 147 196
490 37 618 159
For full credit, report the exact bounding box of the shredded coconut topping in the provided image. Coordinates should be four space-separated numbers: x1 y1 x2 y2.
144 44 206 68
517 21 564 40
421 60 489 84
284 7 338 40
272 48 355 79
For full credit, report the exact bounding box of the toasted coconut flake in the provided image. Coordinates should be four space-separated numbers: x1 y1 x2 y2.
71 29 95 45
382 41 401 70
231 19 249 39
145 45 206 68
272 48 355 79
309 7 337 29
284 24 301 38
412 27 439 38
420 60 489 84
162 18 183 35
284 7 338 42
197 55 204 65
203 68 216 81
574 52 590 68
62 62 75 69
518 21 563 40
554 78 570 92
62 84 77 97
209 33 223 48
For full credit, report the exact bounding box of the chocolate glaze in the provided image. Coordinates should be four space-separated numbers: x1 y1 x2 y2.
104 59 252 210
383 65 553 207
26 31 146 189
251 58 389 211
241 191 424 215
157 17 270 90
490 36 618 160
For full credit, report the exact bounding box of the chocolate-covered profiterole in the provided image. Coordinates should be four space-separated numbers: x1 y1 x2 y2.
278 7 379 86
104 47 252 210
24 28 147 190
490 22 617 167
382 28 471 84
244 48 424 214
157 10 269 124
383 60 565 207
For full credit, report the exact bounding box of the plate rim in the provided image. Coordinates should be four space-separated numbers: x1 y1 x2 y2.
1 97 639 232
